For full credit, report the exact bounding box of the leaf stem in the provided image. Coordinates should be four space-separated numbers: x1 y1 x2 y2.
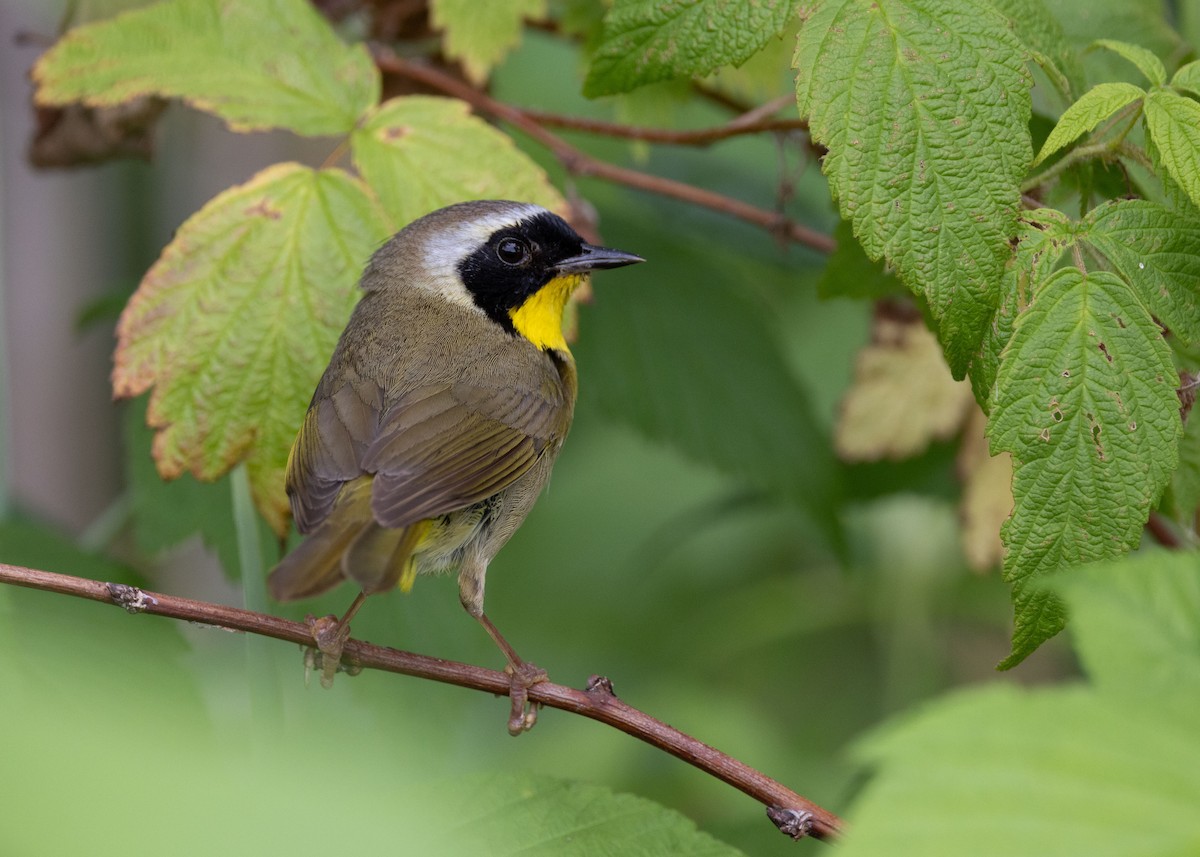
0 560 844 843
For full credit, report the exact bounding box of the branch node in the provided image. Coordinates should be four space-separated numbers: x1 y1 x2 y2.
585 674 618 699
106 583 158 614
767 806 816 840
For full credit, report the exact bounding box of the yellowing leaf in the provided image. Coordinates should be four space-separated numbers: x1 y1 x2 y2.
431 0 546 84
350 96 564 226
957 408 1012 572
33 0 378 136
836 315 974 461
113 163 392 535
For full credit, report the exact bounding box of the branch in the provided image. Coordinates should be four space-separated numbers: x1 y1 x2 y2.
0 561 843 843
374 49 835 256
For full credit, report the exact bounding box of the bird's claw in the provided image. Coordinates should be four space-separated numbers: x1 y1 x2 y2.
505 661 548 736
304 613 353 689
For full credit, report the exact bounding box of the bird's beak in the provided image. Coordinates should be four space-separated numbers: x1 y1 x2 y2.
555 244 645 274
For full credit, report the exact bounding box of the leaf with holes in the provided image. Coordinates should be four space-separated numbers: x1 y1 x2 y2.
987 268 1181 667
1032 82 1145 166
794 0 1032 376
430 0 546 84
112 163 392 536
584 0 796 97
1082 198 1200 344
32 0 378 136
351 96 563 227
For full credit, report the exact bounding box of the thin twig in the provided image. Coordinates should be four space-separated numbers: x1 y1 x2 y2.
373 49 835 256
521 97 807 146
0 561 843 842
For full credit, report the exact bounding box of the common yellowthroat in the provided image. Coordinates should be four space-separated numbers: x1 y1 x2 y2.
267 200 642 730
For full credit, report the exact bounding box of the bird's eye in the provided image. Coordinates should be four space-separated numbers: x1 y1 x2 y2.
496 237 531 266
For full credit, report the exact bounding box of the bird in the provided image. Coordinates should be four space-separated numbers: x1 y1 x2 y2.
267 200 643 732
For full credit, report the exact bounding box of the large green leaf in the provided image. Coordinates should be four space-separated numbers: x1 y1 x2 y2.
1143 88 1200 213
970 209 1075 406
1082 198 1200 344
794 0 1032 375
33 0 378 136
350 96 563 227
583 0 795 97
988 268 1181 666
431 0 546 84
112 163 392 536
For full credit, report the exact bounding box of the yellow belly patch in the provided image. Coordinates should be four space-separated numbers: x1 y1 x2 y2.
508 274 584 352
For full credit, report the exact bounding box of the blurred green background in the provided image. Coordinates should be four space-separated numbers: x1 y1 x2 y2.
0 6 1081 855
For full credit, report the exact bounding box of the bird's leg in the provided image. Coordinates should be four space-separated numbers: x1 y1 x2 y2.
306 591 368 689
476 610 548 735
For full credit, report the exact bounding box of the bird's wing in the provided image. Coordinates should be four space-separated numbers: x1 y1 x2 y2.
286 370 567 533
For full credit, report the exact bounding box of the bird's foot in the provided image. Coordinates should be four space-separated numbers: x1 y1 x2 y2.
304 613 354 689
505 660 548 736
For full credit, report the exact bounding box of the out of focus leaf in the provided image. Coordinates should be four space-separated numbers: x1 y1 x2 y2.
957 408 1012 572
350 95 564 227
817 220 904 301
33 0 378 136
112 163 391 536
430 0 546 84
1090 38 1165 86
584 0 794 97
836 315 973 462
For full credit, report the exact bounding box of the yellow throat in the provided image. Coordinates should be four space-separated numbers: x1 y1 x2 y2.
508 274 584 352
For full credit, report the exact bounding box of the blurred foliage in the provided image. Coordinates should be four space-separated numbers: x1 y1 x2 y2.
4 0 1200 854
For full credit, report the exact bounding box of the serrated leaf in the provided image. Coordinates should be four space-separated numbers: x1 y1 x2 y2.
112 163 392 536
1091 38 1166 87
970 208 1075 406
430 774 745 856
1082 198 1200 344
583 0 795 97
816 220 905 301
1171 59 1200 99
1032 82 1145 166
33 0 378 136
351 96 564 227
836 315 973 461
988 0 1083 102
1053 552 1200 708
988 268 1181 666
1144 88 1200 213
430 0 546 85
840 684 1200 857
794 0 1032 376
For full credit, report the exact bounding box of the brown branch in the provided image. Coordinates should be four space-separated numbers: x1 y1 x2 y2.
373 49 835 256
521 96 808 146
0 561 843 843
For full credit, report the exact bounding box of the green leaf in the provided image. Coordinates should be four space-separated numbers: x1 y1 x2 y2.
840 684 1200 857
583 0 795 97
988 0 1083 102
988 268 1181 666
429 774 745 856
350 96 563 227
32 0 378 136
816 220 904 301
794 0 1032 376
969 209 1075 407
1143 88 1200 213
1032 82 1145 166
430 0 546 85
1053 552 1200 709
112 163 392 536
1170 59 1200 100
1091 38 1166 87
1082 198 1200 344
578 233 840 538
